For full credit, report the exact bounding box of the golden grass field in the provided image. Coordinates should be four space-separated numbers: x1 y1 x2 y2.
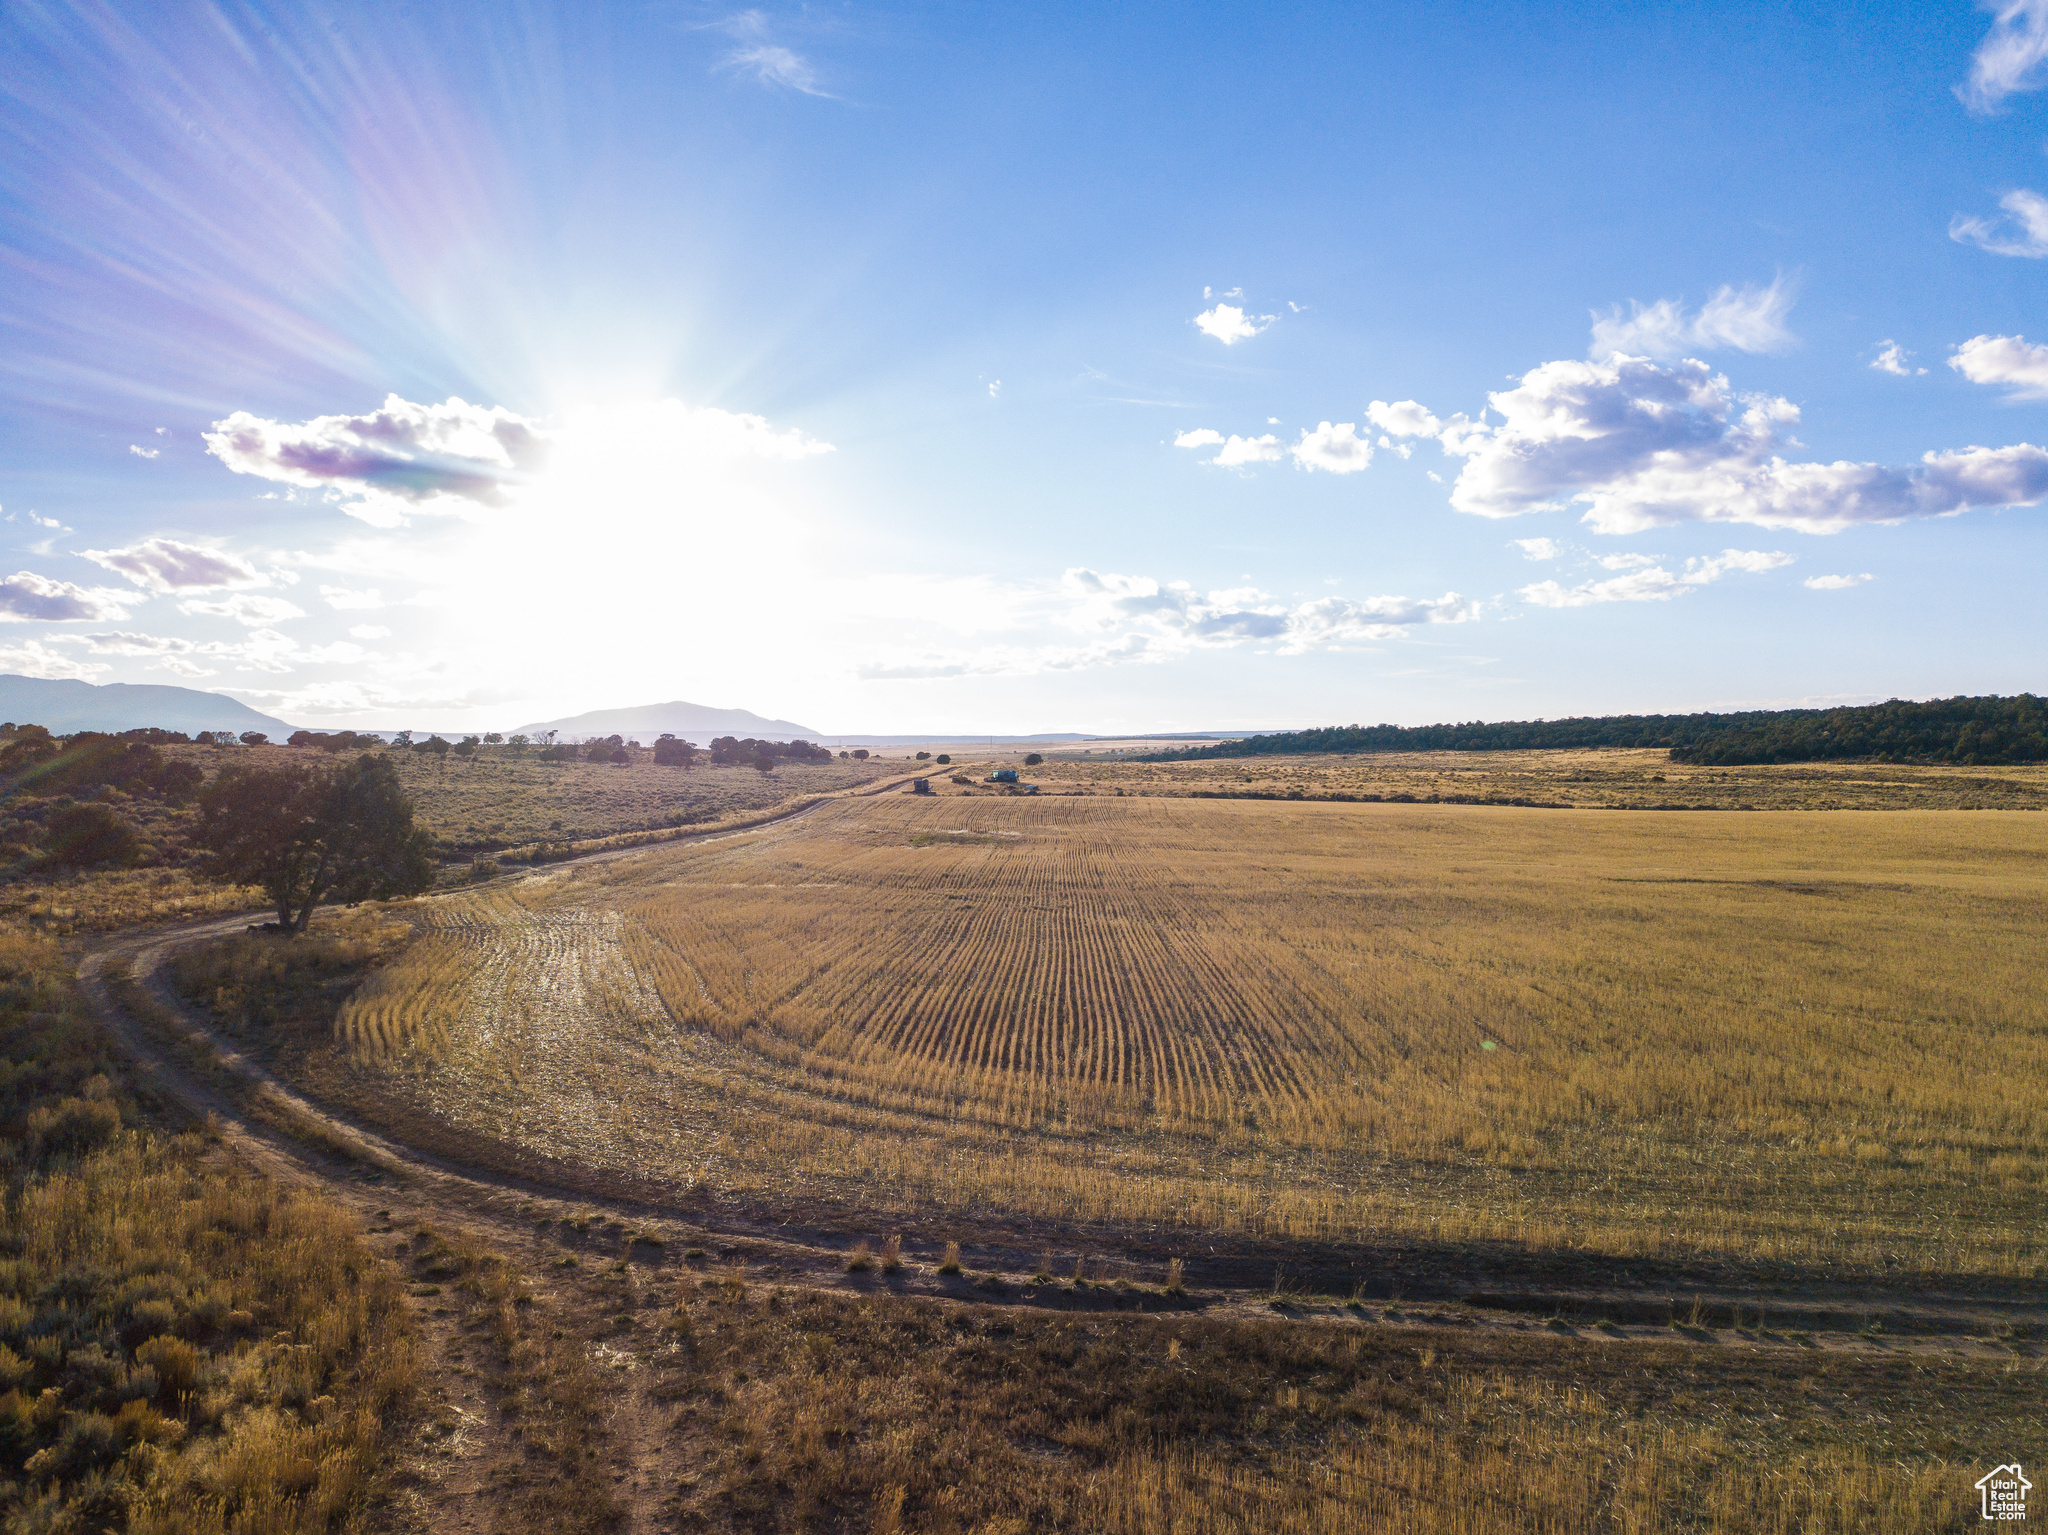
313 789 2046 1279
1032 744 2048 812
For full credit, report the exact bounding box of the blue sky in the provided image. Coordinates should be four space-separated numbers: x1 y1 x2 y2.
1 0 2045 734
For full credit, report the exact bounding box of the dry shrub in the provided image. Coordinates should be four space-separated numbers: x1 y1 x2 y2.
0 923 416 1533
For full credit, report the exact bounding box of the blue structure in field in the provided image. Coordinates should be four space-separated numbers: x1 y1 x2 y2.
987 768 1019 783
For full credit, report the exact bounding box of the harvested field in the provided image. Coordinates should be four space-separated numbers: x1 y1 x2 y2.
291 794 2045 1278
1031 745 2048 811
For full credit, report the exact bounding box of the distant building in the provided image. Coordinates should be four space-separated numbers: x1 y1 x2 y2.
987 768 1019 783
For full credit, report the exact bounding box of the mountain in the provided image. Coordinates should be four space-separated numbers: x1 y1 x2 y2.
510 700 824 743
0 675 296 737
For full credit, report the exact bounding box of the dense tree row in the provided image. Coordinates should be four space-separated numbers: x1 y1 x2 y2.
707 736 834 767
1147 694 2048 767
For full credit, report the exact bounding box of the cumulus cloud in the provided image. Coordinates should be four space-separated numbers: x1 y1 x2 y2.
152 657 217 678
128 445 159 459
0 572 130 623
319 585 385 610
61 631 200 656
1369 399 1491 455
1510 537 1561 560
348 624 392 640
1424 353 2048 534
1290 421 1373 474
1197 433 1284 467
1588 277 1797 360
1949 333 2048 399
178 593 307 626
1194 304 1274 345
1957 0 2048 113
205 394 547 525
1805 572 1874 589
1870 341 1925 376
1950 188 2048 257
83 537 265 592
855 568 1479 679
1178 422 1375 474
205 393 831 527
1520 549 1792 607
0 640 106 679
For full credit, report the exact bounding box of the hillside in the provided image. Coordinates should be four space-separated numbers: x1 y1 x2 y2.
0 675 294 737
510 698 822 742
1146 693 2047 767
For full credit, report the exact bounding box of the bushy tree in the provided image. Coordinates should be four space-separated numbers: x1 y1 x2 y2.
1024 753 1044 766
40 803 139 869
934 754 951 765
195 754 435 931
239 731 268 747
653 736 697 767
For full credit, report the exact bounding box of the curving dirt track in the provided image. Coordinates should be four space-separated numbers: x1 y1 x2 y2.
71 799 2048 1532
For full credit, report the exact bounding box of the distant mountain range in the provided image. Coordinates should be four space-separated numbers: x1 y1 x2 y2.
511 700 824 742
0 675 296 737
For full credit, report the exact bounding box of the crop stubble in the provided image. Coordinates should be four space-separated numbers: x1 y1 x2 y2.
332 794 2047 1276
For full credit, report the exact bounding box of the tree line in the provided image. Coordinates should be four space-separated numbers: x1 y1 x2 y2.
1145 694 2048 767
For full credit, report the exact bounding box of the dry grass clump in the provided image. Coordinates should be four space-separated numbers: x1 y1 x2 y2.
651 1283 2004 1533
0 927 416 1533
401 1224 623 1534
171 909 411 1042
338 795 2048 1276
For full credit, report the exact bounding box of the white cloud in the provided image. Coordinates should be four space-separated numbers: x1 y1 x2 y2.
1870 340 1925 376
1179 420 1380 474
0 571 130 623
0 640 106 679
1804 572 1874 590
1212 434 1284 467
206 394 547 524
1435 353 2048 534
152 657 217 678
84 537 265 592
1950 188 2048 257
988 381 1001 400
1957 0 2048 112
319 584 385 610
1510 537 1561 560
1290 421 1373 474
190 628 365 675
204 393 830 528
1368 399 1490 455
349 624 392 640
128 445 159 459
710 9 831 95
1193 304 1274 345
1588 276 1797 360
723 44 826 94
1949 333 2048 399
61 631 199 656
1520 548 1792 607
854 568 1479 679
178 593 307 626
1367 400 1443 439
1596 552 1660 570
